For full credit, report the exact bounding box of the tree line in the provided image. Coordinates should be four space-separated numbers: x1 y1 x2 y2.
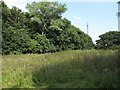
1 1 94 55
1 1 120 55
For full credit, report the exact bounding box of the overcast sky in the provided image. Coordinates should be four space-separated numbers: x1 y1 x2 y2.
3 0 119 44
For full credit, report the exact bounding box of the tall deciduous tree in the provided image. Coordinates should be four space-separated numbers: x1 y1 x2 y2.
26 1 67 35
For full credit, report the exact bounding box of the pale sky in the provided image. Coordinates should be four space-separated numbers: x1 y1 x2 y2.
3 0 119 44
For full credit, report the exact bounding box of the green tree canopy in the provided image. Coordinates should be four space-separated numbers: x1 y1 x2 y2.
26 1 67 35
2 1 94 55
95 31 120 49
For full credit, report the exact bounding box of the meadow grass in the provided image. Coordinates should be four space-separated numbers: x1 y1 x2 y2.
2 49 119 88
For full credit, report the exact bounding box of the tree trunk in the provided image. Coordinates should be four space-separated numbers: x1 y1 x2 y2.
42 31 44 35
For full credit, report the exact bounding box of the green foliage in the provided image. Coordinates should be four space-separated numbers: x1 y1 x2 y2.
2 1 11 28
47 18 93 51
2 26 38 55
2 1 94 55
10 6 25 29
32 33 56 53
2 50 119 88
26 1 67 35
95 31 120 49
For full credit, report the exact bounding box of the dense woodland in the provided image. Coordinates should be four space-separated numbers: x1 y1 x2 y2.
1 1 94 55
1 1 120 55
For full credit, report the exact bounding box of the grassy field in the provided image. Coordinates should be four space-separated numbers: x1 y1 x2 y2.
2 49 119 88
